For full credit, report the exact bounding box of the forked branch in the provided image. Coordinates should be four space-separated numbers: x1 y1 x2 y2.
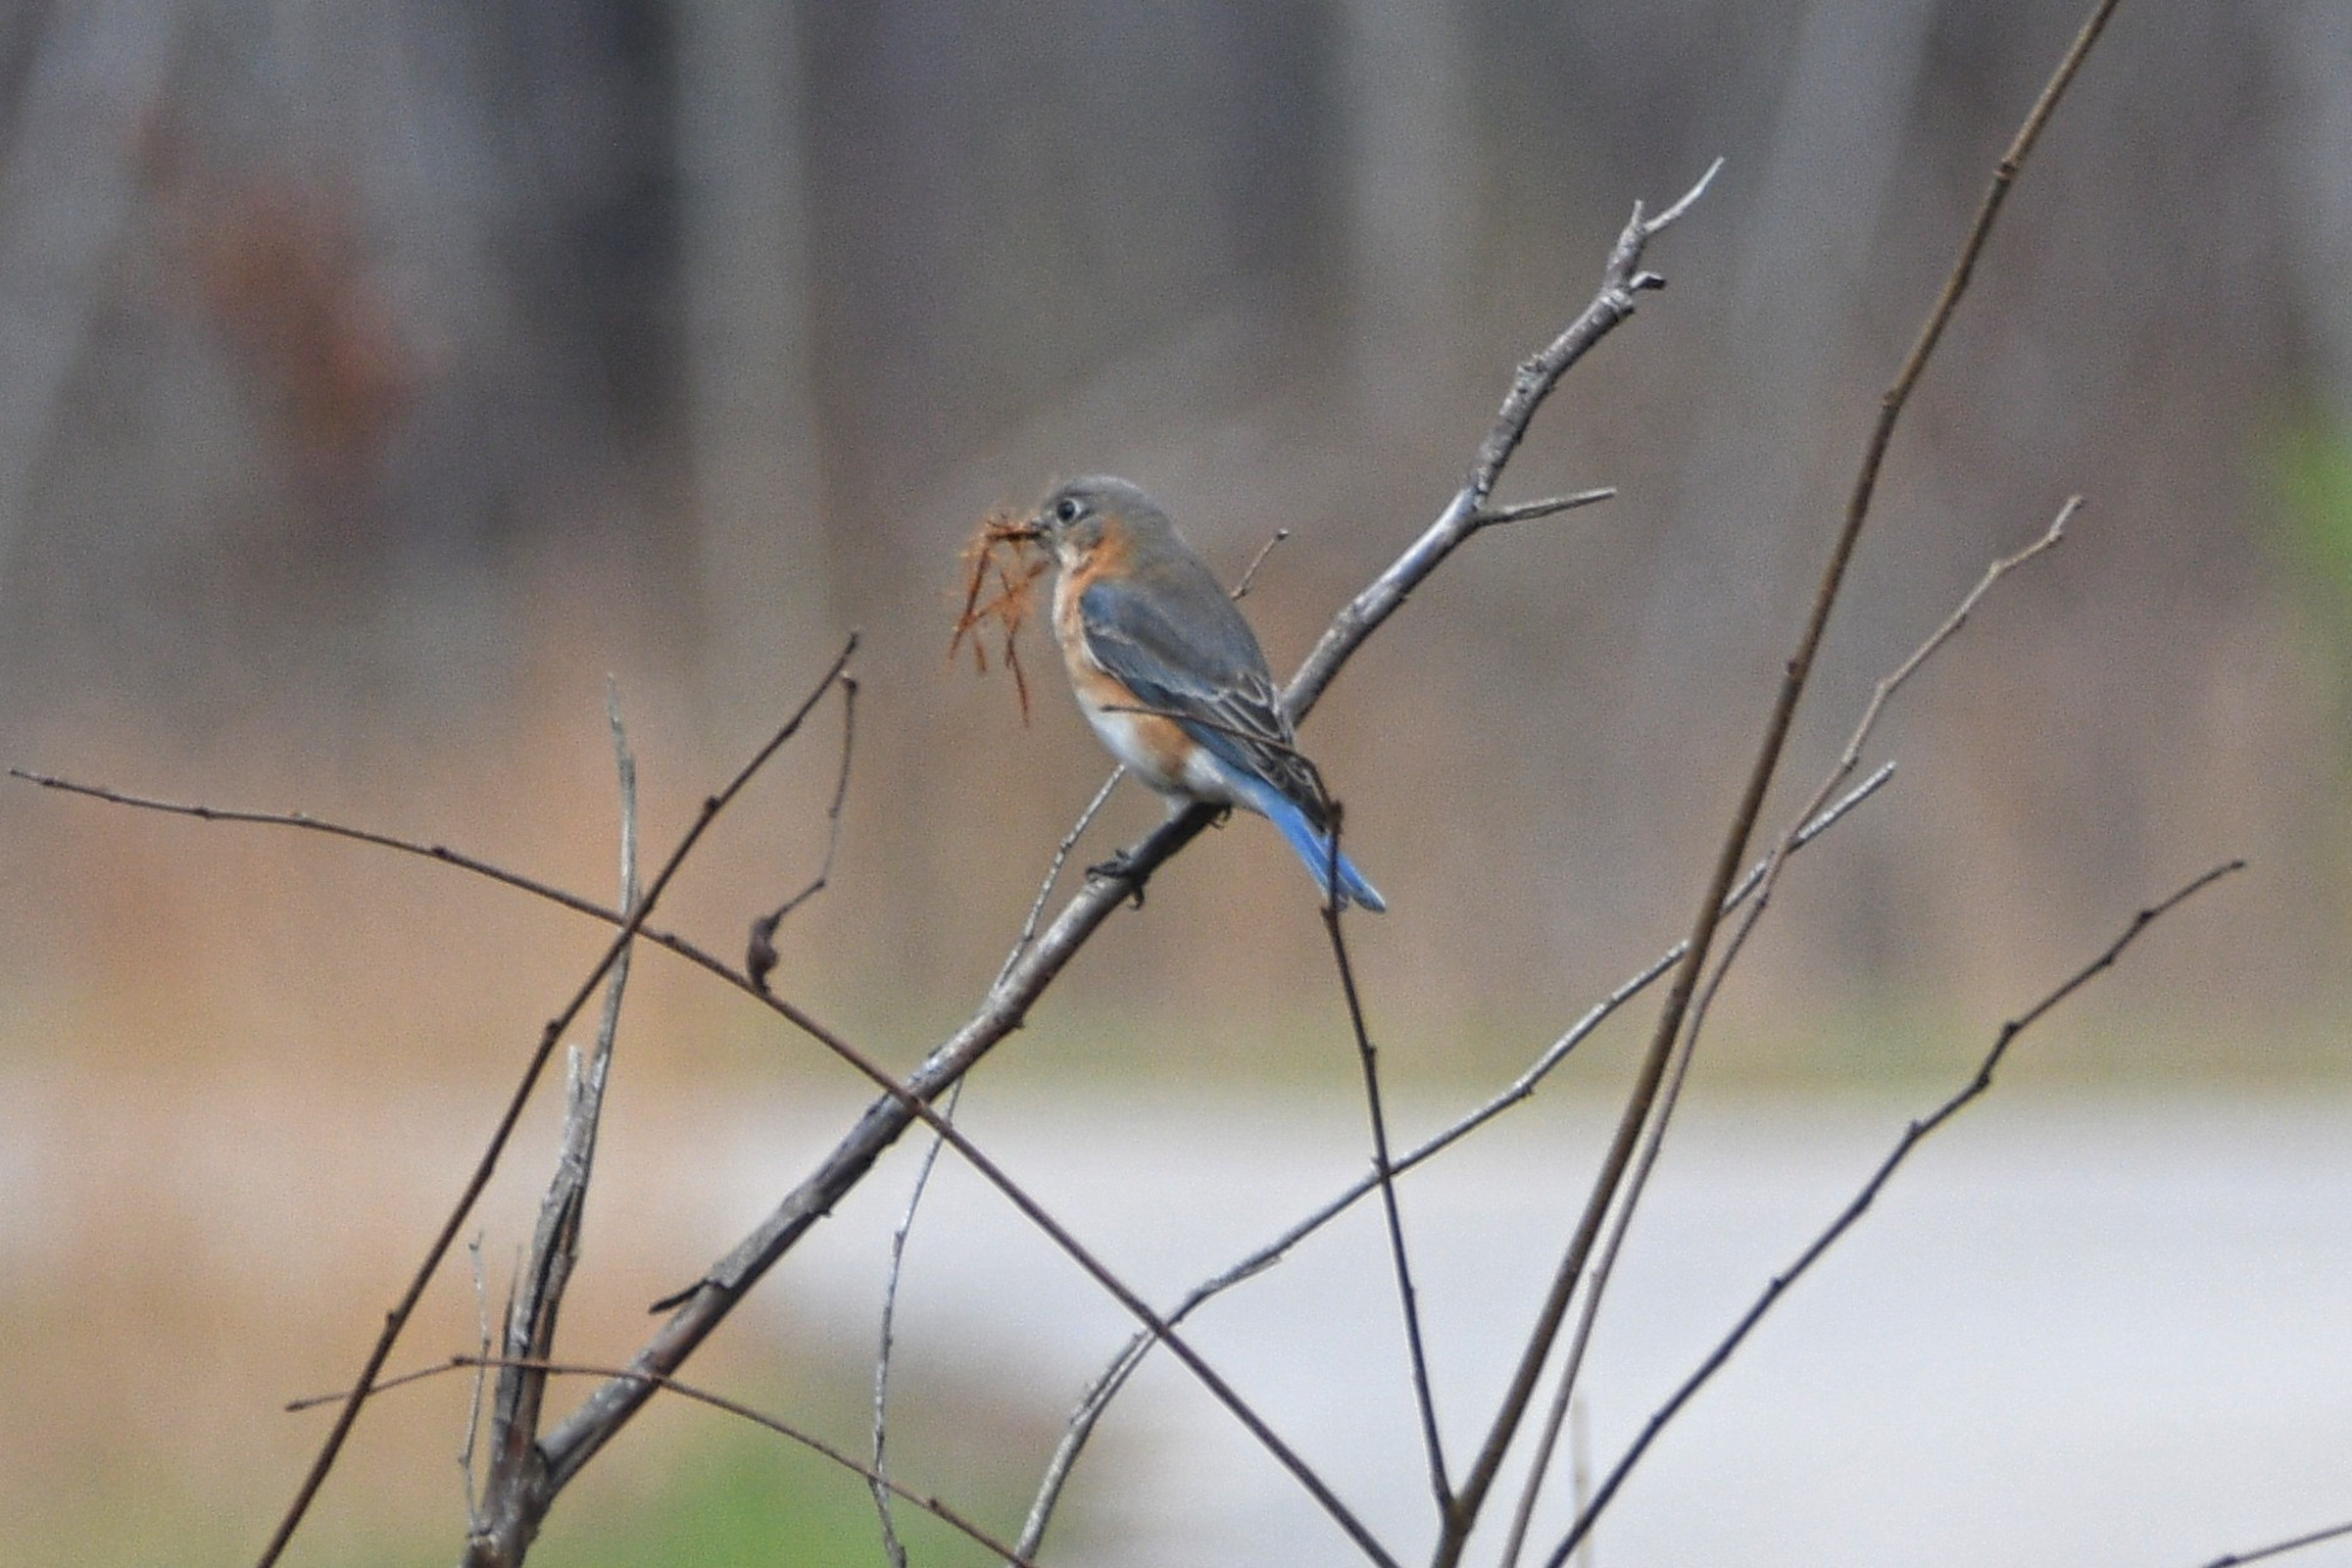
1545 859 2244 1565
1436 7 2124 1557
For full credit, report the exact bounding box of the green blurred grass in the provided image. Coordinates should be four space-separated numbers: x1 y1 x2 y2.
2275 417 2352 647
533 1428 1030 1568
6 1413 1043 1568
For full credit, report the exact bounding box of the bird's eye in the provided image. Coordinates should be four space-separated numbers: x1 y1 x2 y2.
1054 498 1081 524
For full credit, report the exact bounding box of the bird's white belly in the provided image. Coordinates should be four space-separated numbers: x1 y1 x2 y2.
1080 697 1244 808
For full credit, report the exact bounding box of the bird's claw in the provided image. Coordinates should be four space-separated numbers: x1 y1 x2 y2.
1087 852 1148 908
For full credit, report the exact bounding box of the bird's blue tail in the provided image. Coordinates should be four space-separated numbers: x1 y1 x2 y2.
1234 775 1388 912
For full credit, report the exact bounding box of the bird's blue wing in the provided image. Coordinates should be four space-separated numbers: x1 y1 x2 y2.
1078 569 1328 818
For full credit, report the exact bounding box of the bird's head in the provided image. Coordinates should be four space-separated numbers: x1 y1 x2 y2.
1029 475 1162 570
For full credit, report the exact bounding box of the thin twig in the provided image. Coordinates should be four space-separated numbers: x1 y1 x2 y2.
1437 11 2117 1556
460 1234 490 1514
1786 497 2076 866
1544 858 2243 1566
28 694 1377 1561
316 1353 1043 1568
1279 159 1719 735
1320 807 1450 1508
7 770 636 922
627 1015 1403 1566
1232 527 1293 601
1454 161 1723 512
2196 1518 2352 1568
1463 488 1618 529
250 635 856 1568
750 673 859 992
29 159 1723 1567
1499 498 2079 1563
992 770 1123 993
1010 767 1894 1557
869 1076 965 1568
3 771 742 1005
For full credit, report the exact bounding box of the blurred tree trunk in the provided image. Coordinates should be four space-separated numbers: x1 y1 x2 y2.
675 0 838 736
2262 0 2352 435
1336 0 1475 437
1646 0 1939 667
0 1 187 602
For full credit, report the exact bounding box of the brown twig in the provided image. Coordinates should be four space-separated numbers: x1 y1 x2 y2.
1544 858 2245 1566
27 159 1721 1568
1008 764 1895 1559
1319 806 1450 1508
1435 10 2120 1557
7 770 641 927
246 634 857 1568
533 170 1725 1544
22 696 1375 1560
749 672 858 992
1231 526 1293 601
1280 163 1715 731
305 1353 1043 1568
868 1073 965 1568
1497 498 2080 1565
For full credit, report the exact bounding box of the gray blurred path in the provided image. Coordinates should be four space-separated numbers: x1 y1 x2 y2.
732 1088 2352 1568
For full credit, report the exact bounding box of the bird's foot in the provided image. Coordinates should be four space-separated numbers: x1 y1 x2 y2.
1087 850 1148 908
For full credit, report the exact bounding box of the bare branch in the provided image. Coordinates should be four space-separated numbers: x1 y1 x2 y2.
993 770 1123 991
869 1077 965 1568
1544 859 2245 1566
1789 496 2076 846
1283 162 1720 728
1011 766 1895 1557
1319 808 1449 1509
750 672 859 992
465 688 642 1567
251 635 856 1568
1231 527 1293 601
1499 498 2080 1562
24 677 1375 1559
1437 11 2121 1557
7 768 633 923
526 164 1724 1564
1 777 749 1016
1643 155 1727 231
1463 488 1618 530
315 1353 1043 1568
1460 159 1722 506
2196 1518 2352 1568
24 161 1722 1568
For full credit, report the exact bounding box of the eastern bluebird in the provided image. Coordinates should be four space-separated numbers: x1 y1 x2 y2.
1028 476 1387 912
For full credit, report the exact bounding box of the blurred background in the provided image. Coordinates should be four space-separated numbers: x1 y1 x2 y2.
1 1 2347 1564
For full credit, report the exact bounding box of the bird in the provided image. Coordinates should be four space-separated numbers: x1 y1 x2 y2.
1026 475 1386 912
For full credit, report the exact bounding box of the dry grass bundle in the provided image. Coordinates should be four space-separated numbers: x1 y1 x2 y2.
950 508 1051 721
